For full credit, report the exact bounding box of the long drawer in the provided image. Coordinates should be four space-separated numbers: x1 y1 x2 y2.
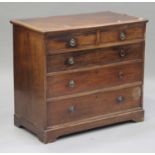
47 62 143 98
47 42 144 73
47 86 142 126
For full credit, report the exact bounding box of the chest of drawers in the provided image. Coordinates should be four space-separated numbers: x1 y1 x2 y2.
11 11 148 143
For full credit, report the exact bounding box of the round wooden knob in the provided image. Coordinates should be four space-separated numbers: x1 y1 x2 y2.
120 32 126 41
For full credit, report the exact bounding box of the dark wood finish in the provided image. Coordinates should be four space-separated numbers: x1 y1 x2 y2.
46 23 145 53
13 25 46 129
11 11 147 33
100 23 145 43
11 11 148 143
46 30 97 53
47 61 143 98
47 42 144 72
47 86 142 126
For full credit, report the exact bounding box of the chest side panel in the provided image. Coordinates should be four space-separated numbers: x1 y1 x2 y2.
13 26 47 129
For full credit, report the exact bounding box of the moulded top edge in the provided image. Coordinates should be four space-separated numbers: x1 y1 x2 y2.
10 11 148 34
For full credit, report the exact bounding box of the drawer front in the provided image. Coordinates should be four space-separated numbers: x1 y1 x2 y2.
46 23 145 54
46 30 96 53
47 86 142 126
47 43 144 73
100 23 145 43
47 62 143 98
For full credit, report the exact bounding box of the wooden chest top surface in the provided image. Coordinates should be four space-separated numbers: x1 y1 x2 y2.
10 11 147 33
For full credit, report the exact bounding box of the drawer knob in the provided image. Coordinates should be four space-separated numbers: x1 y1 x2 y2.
68 106 75 113
67 57 75 65
68 80 76 88
116 96 125 103
119 49 126 57
69 38 77 47
118 71 124 79
120 32 126 41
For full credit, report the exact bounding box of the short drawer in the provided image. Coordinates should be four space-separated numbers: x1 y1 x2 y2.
47 62 143 98
46 30 96 54
47 86 142 126
47 43 144 73
100 23 145 44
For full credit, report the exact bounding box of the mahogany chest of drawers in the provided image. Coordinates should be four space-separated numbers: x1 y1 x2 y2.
11 11 148 143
